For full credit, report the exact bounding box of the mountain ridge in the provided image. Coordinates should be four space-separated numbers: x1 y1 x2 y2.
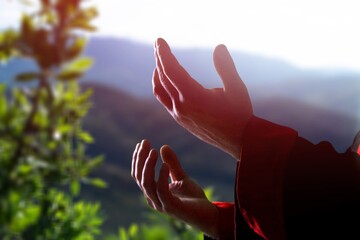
82 37 360 119
1 36 359 118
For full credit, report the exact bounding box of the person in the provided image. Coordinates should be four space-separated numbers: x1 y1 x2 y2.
131 38 360 239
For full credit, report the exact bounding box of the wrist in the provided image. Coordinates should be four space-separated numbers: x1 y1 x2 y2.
201 202 220 238
225 114 254 160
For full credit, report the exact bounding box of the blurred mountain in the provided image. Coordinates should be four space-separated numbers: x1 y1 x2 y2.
82 37 360 119
1 36 359 118
81 37 360 152
81 82 359 233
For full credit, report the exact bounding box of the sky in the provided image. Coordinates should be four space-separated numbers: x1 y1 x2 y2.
1 0 360 72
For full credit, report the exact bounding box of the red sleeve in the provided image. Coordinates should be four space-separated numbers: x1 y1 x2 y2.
238 116 360 239
237 115 298 240
283 135 360 239
208 202 235 239
208 115 359 239
205 115 297 240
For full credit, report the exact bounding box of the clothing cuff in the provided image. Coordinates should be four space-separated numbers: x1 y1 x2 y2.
238 115 297 240
209 202 235 240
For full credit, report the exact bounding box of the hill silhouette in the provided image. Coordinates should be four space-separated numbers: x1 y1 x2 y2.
1 36 359 117
82 37 359 119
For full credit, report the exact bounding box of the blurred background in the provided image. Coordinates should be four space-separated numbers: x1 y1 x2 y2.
1 0 359 238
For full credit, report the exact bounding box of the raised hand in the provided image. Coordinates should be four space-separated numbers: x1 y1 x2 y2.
131 140 219 238
153 38 253 159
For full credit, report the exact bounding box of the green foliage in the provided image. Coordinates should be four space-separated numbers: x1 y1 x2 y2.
1 1 222 240
0 0 103 239
0 29 19 63
105 187 216 240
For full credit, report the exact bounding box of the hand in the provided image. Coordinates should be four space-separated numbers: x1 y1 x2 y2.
153 38 253 159
131 139 219 238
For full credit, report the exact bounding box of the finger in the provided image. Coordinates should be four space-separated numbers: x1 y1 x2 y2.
141 149 162 208
213 44 249 97
145 197 157 210
155 49 179 98
152 69 173 111
135 139 150 186
156 38 203 96
157 162 178 213
131 142 140 179
160 145 186 182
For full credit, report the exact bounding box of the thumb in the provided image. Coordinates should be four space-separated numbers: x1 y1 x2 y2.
160 145 186 182
213 44 248 97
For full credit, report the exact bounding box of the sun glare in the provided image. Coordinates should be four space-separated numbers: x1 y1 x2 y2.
1 0 359 71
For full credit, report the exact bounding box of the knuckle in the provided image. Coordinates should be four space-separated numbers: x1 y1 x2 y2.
171 104 185 121
157 196 172 213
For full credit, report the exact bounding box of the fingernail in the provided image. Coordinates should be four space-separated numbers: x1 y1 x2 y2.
216 44 229 57
156 38 170 52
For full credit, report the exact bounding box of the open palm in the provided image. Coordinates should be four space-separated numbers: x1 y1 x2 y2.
131 140 219 238
153 38 253 159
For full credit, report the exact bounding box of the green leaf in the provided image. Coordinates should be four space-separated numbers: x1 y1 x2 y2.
0 84 7 117
71 180 81 196
87 156 104 169
18 164 32 174
26 156 53 169
68 7 99 32
0 29 18 48
0 52 8 64
33 110 49 128
204 186 216 201
68 57 93 71
129 224 139 238
0 52 8 65
77 88 93 104
56 70 83 81
15 72 40 82
89 178 107 188
9 203 41 232
57 124 73 134
118 227 128 240
77 130 94 143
